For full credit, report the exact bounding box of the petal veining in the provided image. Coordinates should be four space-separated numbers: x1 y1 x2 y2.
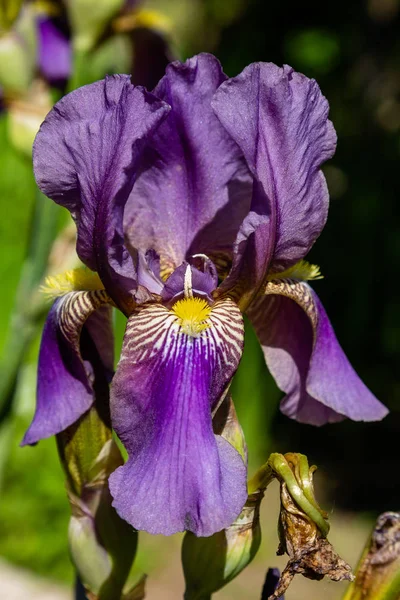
248 280 388 425
124 53 252 267
213 62 336 298
33 76 169 309
109 298 247 536
22 290 112 445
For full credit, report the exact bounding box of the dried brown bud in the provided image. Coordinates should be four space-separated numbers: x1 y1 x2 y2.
268 456 354 599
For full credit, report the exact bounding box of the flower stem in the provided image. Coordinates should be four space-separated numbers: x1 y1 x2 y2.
0 189 58 422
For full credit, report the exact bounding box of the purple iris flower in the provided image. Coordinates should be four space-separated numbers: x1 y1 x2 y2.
22 54 388 537
36 16 71 85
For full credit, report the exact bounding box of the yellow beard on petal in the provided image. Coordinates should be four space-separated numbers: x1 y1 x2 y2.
40 268 104 299
268 259 323 282
171 297 211 337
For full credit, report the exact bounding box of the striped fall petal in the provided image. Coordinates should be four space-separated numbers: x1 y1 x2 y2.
109 298 247 536
247 275 388 425
22 289 112 445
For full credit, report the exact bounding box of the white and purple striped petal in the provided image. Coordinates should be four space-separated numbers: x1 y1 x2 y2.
109 298 247 536
33 76 170 310
248 281 388 425
22 290 112 445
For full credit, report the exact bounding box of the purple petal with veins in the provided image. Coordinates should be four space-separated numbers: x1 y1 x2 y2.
22 291 112 445
124 53 252 267
248 285 388 425
109 299 247 536
33 76 169 309
213 62 336 300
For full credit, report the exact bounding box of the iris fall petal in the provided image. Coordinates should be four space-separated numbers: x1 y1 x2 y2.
248 282 388 425
22 290 112 445
109 298 247 536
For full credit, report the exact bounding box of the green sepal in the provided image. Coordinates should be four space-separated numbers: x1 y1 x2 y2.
57 403 113 497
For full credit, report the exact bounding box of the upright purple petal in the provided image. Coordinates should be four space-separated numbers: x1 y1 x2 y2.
213 63 337 297
109 299 247 536
22 290 112 445
37 17 71 83
248 283 388 425
124 53 252 269
33 77 169 309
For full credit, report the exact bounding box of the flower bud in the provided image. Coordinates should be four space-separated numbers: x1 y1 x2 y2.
0 32 33 94
0 4 36 94
343 512 400 600
58 400 144 600
68 494 112 595
261 453 353 599
182 491 263 599
66 438 144 599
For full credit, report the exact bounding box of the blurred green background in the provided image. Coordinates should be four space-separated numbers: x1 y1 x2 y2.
0 0 399 598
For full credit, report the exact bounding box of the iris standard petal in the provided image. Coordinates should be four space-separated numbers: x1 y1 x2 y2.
22 290 112 445
124 53 252 268
109 298 247 536
33 76 169 308
248 281 388 425
37 17 71 83
213 62 337 291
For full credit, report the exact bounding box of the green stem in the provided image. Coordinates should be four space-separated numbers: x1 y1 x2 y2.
0 189 58 421
247 462 274 494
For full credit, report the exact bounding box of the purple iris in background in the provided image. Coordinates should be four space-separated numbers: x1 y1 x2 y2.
36 14 71 85
22 53 388 537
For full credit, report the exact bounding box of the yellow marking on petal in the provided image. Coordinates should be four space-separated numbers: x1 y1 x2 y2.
171 297 211 337
40 268 104 299
267 259 323 282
